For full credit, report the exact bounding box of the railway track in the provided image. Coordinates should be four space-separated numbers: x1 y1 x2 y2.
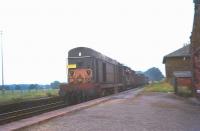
0 97 66 125
0 95 102 125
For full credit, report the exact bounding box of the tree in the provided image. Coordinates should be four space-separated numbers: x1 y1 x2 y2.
15 85 21 90
50 81 60 89
29 84 37 90
144 67 164 81
0 85 5 94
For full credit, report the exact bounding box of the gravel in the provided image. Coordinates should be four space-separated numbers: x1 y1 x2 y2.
21 91 200 131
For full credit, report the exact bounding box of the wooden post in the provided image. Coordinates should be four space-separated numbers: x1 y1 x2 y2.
174 78 178 94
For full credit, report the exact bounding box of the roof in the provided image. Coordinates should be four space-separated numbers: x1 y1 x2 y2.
173 71 192 78
68 47 119 65
163 44 191 63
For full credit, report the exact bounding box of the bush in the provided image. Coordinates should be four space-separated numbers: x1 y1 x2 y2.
46 92 53 97
144 81 174 93
177 86 193 97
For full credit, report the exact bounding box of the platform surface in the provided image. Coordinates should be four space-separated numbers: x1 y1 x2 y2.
20 90 200 131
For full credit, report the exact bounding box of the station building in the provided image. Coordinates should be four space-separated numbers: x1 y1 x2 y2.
163 44 192 81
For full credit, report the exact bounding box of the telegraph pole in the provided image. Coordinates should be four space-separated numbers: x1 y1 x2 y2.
0 30 4 94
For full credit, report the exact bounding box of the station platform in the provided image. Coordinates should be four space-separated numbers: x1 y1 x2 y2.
1 88 200 131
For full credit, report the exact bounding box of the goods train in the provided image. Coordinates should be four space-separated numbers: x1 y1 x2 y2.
59 47 148 103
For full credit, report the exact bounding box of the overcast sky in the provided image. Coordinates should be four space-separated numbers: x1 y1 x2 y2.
0 0 195 84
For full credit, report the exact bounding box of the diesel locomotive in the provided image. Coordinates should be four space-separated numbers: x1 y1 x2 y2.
59 47 147 103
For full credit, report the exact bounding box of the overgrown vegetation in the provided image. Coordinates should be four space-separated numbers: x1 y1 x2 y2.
144 81 174 93
177 86 193 97
0 89 59 105
144 81 194 98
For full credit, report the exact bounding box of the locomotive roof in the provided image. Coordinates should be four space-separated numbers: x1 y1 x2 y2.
68 47 119 65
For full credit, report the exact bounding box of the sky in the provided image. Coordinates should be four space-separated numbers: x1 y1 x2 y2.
0 0 195 84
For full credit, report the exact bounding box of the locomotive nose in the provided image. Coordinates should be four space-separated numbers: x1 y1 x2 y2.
77 75 83 83
69 68 92 84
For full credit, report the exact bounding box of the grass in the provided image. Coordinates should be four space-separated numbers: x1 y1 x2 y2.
0 89 59 105
144 81 193 97
177 86 193 97
144 81 174 93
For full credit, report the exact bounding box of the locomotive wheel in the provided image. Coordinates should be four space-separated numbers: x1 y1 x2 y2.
84 92 89 101
64 92 76 105
71 92 78 104
77 91 83 103
101 89 106 97
63 94 70 105
81 91 86 102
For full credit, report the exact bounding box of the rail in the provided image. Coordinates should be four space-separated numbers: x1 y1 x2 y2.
0 98 65 125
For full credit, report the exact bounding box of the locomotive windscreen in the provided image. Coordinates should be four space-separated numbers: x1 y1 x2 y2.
68 57 93 69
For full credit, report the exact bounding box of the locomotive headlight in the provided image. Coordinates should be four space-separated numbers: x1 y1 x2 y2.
69 70 74 76
87 70 91 76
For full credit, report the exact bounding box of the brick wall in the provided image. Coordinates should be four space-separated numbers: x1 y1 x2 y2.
165 57 192 80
